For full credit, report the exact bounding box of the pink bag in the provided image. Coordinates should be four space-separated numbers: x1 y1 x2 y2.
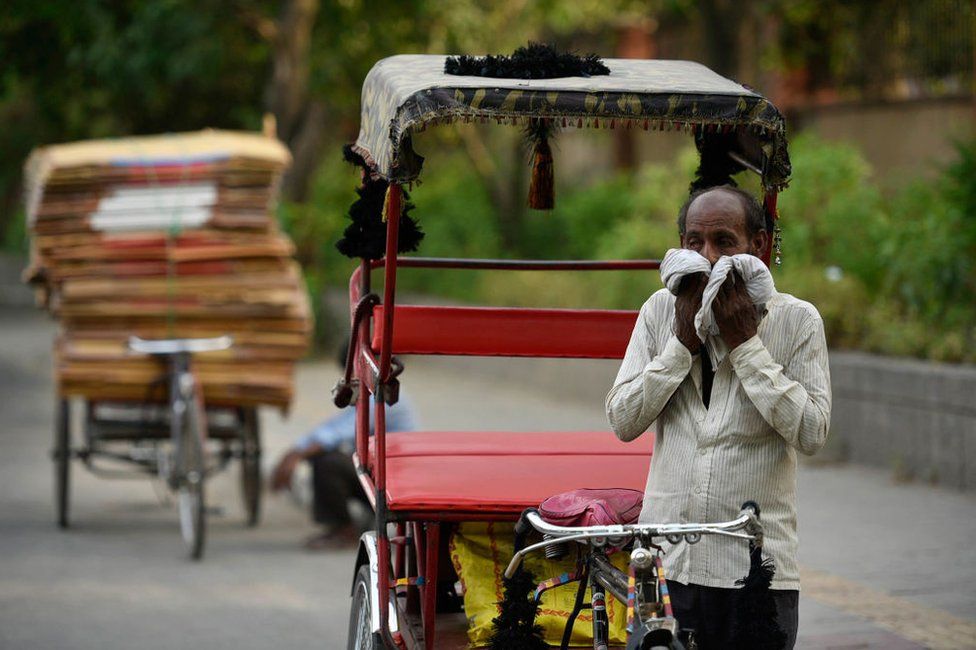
538 488 644 527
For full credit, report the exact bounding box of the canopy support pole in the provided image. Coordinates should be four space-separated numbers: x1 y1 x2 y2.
376 183 402 647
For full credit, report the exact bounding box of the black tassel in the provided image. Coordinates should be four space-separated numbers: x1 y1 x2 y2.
528 140 553 210
487 567 549 650
336 145 424 260
525 119 556 210
729 544 787 650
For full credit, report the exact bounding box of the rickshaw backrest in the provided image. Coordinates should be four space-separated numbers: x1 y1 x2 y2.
371 305 638 359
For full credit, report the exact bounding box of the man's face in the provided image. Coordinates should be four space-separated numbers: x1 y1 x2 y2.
680 189 768 266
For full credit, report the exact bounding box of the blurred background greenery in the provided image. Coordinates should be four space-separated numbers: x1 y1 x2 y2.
2 0 974 361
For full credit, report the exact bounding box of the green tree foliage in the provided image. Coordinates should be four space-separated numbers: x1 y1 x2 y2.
768 0 974 97
0 0 274 242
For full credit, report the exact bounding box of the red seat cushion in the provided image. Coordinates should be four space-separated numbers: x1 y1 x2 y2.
368 431 653 517
372 305 639 358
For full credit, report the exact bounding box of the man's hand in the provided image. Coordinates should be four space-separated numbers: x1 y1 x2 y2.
713 272 759 350
674 272 707 354
271 443 326 492
271 450 304 492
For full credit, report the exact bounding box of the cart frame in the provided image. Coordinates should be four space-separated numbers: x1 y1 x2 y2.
338 54 792 649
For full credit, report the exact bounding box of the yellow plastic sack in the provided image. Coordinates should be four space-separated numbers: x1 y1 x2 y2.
449 522 629 647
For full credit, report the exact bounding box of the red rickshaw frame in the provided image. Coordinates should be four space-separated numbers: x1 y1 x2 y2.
339 54 790 649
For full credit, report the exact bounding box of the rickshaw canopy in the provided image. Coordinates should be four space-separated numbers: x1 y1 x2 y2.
353 54 791 191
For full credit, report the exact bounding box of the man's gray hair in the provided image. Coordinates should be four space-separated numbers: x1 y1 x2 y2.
677 185 766 236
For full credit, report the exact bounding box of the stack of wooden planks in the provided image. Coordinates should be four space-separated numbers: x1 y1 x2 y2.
24 130 312 408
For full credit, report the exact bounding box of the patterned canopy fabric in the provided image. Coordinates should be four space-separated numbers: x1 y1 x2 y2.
353 55 791 190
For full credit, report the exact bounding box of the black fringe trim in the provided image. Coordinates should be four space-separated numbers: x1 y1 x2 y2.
335 145 424 260
487 568 549 650
445 43 609 80
729 545 787 650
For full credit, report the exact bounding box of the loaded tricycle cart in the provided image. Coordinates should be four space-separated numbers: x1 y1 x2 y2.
23 131 312 559
334 51 790 649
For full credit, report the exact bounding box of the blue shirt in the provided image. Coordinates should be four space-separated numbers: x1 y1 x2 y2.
293 396 417 454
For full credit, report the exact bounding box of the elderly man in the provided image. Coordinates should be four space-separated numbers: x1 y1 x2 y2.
606 186 831 649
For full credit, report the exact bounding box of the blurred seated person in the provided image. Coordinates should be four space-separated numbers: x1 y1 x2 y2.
272 341 417 549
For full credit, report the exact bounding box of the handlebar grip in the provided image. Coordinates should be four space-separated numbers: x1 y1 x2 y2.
332 381 354 408
513 508 537 553
740 500 761 518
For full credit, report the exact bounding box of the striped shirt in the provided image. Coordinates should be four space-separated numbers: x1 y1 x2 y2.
606 288 831 590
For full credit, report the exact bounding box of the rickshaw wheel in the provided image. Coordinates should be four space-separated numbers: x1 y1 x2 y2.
239 407 261 527
347 565 380 649
54 398 70 529
178 399 206 560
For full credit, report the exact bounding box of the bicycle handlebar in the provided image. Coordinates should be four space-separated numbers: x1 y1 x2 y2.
504 502 762 579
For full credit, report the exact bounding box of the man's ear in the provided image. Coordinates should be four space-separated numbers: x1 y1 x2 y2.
751 230 770 257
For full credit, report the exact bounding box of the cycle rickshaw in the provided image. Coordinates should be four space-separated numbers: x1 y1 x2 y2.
24 130 310 560
335 53 790 649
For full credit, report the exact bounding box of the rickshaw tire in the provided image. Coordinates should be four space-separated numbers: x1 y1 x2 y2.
179 399 206 560
183 479 205 561
55 398 70 529
347 565 380 649
240 407 261 527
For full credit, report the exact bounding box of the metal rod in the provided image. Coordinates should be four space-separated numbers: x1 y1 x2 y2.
372 257 660 271
590 553 629 604
378 186 401 384
351 455 377 510
728 150 763 176
505 511 757 578
375 185 401 645
354 260 371 475
422 523 440 650
523 509 753 537
394 522 405 584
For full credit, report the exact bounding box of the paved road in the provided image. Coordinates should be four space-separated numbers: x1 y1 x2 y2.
1 308 974 649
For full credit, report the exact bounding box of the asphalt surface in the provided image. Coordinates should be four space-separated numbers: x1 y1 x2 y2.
1 307 974 649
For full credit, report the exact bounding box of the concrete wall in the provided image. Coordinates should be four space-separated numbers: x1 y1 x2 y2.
796 96 974 186
829 352 976 490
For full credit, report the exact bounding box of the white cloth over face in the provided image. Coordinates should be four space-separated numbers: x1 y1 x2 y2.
660 248 775 368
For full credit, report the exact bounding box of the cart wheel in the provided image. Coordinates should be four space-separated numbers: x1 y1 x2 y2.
54 398 70 529
239 407 261 527
178 400 206 560
347 565 380 649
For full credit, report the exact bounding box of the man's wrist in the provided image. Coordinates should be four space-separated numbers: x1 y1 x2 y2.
728 335 767 377
660 334 695 373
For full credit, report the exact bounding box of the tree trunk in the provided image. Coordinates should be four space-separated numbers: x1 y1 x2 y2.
281 100 328 202
264 0 322 202
614 21 657 171
698 0 743 78
459 127 526 253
